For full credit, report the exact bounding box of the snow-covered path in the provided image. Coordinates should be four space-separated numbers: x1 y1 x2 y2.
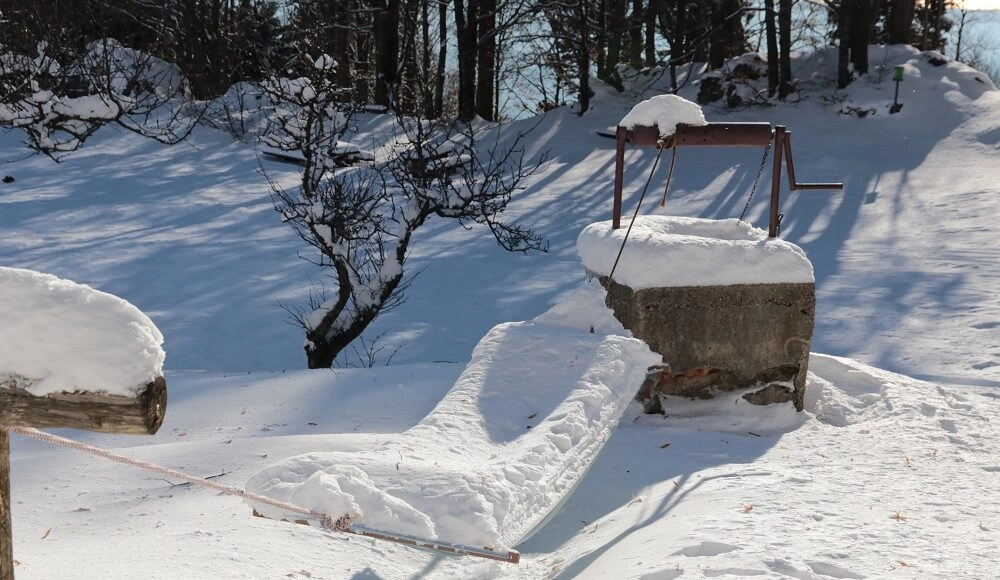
247 285 659 551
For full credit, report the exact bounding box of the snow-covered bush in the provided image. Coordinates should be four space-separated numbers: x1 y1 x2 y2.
200 81 270 141
697 53 773 109
0 39 195 157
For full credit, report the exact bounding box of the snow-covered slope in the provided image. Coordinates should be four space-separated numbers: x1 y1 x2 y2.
2 45 998 578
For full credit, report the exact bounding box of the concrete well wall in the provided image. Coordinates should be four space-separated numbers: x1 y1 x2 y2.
600 277 815 411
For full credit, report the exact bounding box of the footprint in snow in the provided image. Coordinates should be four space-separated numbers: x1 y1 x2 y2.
807 560 866 579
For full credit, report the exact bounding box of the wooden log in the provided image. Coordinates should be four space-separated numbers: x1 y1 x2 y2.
1 430 11 580
0 376 166 435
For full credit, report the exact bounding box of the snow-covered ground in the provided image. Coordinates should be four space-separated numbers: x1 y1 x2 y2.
2 45 999 578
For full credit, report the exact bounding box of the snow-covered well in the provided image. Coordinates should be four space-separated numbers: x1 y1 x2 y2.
578 216 816 411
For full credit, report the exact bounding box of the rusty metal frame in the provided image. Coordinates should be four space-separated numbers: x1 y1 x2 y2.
612 122 843 237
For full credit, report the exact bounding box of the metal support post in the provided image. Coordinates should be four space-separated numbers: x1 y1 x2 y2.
769 126 786 238
613 126 627 229
1 429 12 580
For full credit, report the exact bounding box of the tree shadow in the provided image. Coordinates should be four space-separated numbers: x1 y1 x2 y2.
516 410 783 576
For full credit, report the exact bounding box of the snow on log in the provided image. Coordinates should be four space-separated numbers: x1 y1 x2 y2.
0 375 166 434
0 267 166 434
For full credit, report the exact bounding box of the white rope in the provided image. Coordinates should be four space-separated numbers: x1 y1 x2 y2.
4 426 519 563
4 426 339 530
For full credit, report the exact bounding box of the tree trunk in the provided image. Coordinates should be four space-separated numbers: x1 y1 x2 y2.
0 429 10 580
778 0 793 99
435 0 449 118
954 7 967 61
886 0 915 44
578 0 592 114
374 0 401 108
400 0 420 114
454 0 478 121
421 0 433 117
851 0 870 76
476 0 496 120
601 0 626 90
644 0 657 66
355 34 373 103
929 0 946 51
689 3 708 63
837 0 851 88
764 0 779 97
667 0 688 92
708 1 725 70
335 41 353 93
628 0 643 69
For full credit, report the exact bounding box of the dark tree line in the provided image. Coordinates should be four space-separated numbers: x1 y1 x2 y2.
1 1 960 118
828 0 953 88
0 0 281 99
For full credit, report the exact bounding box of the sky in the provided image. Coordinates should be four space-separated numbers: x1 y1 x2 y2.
961 0 1000 9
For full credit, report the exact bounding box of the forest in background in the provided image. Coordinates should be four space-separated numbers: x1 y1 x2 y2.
1 0 991 123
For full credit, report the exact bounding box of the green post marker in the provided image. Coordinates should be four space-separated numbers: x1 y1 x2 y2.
891 66 904 113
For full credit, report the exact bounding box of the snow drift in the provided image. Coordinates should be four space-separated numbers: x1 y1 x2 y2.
247 283 660 548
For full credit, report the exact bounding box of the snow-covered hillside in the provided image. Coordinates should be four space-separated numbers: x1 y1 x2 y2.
1 45 998 578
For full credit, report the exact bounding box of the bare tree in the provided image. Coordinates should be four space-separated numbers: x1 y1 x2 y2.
952 4 1000 80
260 56 547 368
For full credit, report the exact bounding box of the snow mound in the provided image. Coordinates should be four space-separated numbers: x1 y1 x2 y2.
247 282 659 548
577 215 814 289
619 94 707 137
291 463 436 538
0 267 164 396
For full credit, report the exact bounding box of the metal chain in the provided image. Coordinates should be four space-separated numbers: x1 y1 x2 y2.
738 136 773 224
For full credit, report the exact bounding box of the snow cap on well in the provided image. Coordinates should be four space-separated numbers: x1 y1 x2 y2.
577 216 814 289
619 94 707 138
